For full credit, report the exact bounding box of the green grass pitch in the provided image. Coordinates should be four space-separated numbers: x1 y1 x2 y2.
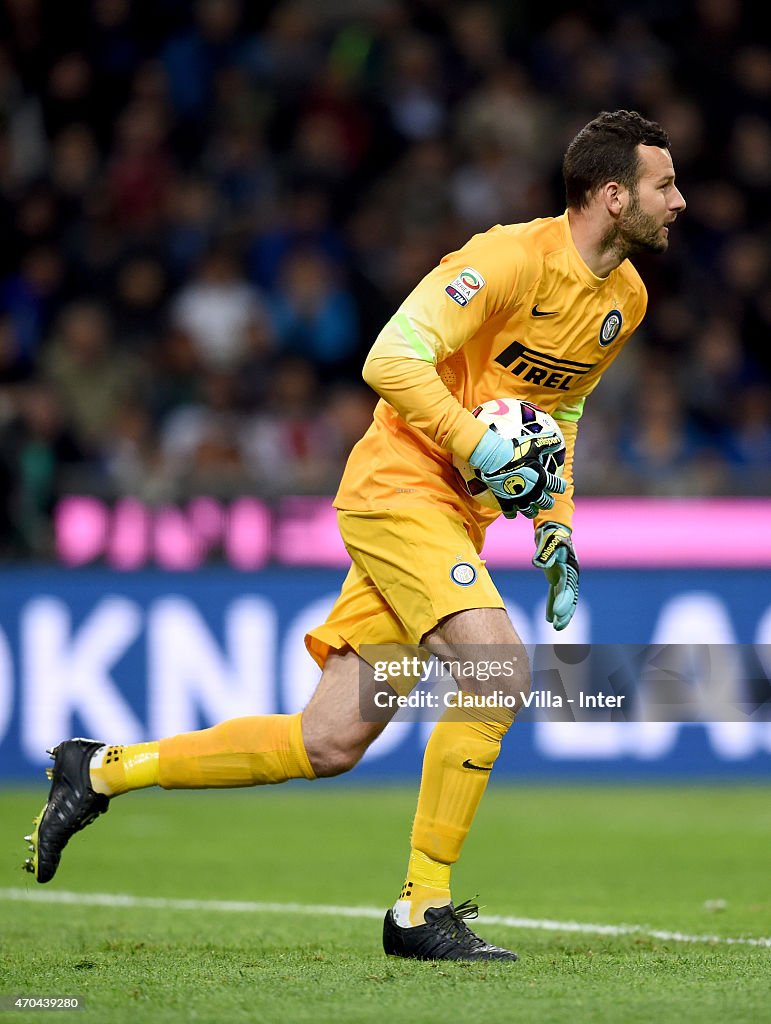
1 782 769 1023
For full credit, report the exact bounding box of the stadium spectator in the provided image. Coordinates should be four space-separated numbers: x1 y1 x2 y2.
162 175 221 284
41 300 143 451
728 384 771 477
110 252 169 351
240 354 331 492
106 97 174 233
0 380 86 554
618 369 723 495
246 185 347 292
159 367 246 491
271 247 358 375
169 245 272 371
101 398 162 497
0 245 65 364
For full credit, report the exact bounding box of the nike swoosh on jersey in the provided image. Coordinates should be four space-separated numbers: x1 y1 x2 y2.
531 305 560 317
462 758 492 771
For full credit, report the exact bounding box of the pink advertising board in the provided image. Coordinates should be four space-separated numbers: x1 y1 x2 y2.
55 496 771 571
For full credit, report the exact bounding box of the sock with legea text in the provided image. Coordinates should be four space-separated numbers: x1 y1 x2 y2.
89 714 315 796
392 696 514 927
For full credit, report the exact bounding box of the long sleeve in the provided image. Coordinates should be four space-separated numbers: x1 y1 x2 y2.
362 352 488 461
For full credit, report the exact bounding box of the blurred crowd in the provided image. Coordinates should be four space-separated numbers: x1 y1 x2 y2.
0 0 769 555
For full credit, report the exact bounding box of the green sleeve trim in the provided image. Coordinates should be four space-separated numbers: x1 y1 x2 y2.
391 313 436 363
553 397 585 423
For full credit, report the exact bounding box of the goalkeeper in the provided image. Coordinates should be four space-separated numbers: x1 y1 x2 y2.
24 110 685 962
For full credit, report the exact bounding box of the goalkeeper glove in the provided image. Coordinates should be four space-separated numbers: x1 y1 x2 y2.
533 522 579 630
469 428 566 519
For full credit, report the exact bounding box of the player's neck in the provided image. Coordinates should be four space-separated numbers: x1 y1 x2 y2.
567 208 624 279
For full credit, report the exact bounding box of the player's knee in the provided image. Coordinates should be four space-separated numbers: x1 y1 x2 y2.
476 666 530 720
498 644 531 700
487 666 530 706
306 736 364 778
515 671 532 706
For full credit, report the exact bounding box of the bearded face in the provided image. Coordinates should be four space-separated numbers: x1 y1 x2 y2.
615 187 670 256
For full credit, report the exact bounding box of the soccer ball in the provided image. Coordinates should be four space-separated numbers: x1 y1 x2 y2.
453 398 566 510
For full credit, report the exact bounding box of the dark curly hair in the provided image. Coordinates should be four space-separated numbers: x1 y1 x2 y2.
563 110 671 210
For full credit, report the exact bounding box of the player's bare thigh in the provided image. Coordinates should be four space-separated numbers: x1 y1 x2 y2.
301 648 398 778
422 607 531 707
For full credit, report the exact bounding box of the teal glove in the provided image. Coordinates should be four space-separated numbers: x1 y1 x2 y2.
533 522 580 630
469 429 566 520
483 461 566 519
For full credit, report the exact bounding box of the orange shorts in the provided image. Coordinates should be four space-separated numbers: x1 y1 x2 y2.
305 508 504 669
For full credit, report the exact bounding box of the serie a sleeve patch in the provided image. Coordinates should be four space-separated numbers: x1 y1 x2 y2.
445 267 486 306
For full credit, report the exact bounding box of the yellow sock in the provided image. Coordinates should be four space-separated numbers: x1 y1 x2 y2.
157 712 315 789
394 695 514 926
393 849 451 927
90 742 159 797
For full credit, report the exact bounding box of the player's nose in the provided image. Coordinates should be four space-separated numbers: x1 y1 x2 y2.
671 187 686 213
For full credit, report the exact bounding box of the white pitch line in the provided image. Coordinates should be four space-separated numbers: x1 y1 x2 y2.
1 888 769 949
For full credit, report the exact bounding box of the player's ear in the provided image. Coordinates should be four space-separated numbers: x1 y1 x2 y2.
602 180 626 215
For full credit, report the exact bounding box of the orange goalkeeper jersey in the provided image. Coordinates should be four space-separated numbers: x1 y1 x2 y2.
335 212 647 547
